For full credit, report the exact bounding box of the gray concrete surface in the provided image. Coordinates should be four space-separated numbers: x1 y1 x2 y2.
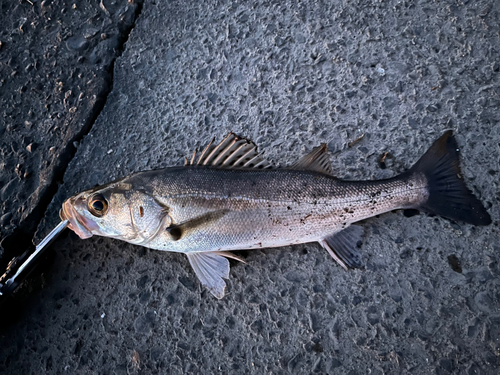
1 0 500 373
0 0 140 259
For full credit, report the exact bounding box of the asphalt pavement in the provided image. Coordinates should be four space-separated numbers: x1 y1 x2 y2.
0 0 499 373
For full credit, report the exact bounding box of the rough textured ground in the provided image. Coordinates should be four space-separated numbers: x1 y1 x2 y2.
1 0 499 374
0 0 140 262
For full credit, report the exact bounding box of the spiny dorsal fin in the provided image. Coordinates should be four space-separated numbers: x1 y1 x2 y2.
288 144 333 175
186 132 273 169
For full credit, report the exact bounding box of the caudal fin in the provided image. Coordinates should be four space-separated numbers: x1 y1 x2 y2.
410 130 491 225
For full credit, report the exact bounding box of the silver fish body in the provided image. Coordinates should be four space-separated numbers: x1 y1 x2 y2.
61 131 491 298
110 167 427 252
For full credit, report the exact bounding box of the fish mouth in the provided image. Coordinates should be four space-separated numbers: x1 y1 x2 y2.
60 197 95 239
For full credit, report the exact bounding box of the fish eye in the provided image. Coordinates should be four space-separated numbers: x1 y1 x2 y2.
88 194 109 217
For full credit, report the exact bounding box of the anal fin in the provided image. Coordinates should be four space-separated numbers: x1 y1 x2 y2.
186 252 231 299
320 225 364 270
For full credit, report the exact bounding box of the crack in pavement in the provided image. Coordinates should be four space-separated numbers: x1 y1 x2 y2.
0 1 144 283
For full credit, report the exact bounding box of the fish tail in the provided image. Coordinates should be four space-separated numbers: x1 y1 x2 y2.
408 130 491 225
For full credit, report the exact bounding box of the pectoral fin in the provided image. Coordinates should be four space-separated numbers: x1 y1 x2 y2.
166 210 230 241
320 225 364 270
186 252 231 299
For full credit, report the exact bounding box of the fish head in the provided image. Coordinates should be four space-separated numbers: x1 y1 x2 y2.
60 182 170 243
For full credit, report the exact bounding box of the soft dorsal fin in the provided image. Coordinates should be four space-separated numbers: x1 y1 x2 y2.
288 144 333 175
185 132 273 169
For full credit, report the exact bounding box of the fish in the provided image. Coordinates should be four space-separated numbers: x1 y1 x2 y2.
60 131 491 298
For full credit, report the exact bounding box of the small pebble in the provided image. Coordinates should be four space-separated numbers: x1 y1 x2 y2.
83 28 99 39
66 36 88 51
0 213 12 226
